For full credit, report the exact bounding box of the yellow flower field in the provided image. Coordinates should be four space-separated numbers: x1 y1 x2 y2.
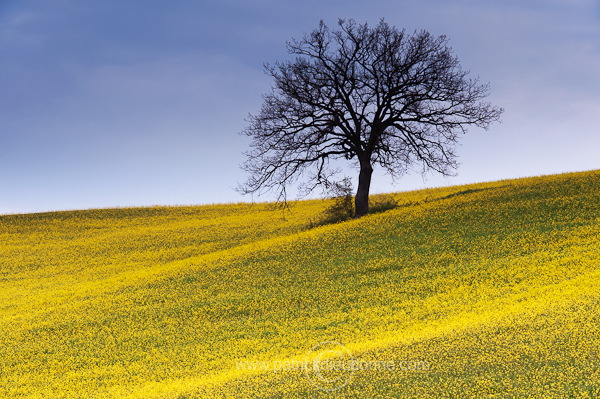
1 170 599 398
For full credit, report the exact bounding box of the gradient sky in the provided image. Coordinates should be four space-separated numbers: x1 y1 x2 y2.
1 0 599 214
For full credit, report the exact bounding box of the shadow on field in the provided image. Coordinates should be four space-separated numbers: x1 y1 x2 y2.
434 186 502 201
308 185 509 229
391 184 511 210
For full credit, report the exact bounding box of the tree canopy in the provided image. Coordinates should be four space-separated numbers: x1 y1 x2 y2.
240 19 503 217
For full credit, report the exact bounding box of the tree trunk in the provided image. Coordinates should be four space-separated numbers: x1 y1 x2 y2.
355 161 373 218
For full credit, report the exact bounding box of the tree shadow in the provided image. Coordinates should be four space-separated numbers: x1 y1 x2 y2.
435 186 499 201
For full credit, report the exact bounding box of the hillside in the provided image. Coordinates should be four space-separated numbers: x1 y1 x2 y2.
1 170 599 398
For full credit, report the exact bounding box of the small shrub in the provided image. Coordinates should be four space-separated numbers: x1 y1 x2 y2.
311 178 354 227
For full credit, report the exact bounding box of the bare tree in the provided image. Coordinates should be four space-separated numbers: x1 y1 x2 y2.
240 19 503 217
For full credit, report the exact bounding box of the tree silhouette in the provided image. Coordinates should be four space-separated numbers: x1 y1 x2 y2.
240 19 503 217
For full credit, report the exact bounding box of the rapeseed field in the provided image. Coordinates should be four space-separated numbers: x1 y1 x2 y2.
1 170 599 398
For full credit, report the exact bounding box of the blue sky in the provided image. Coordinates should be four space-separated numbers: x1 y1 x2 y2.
1 0 599 214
